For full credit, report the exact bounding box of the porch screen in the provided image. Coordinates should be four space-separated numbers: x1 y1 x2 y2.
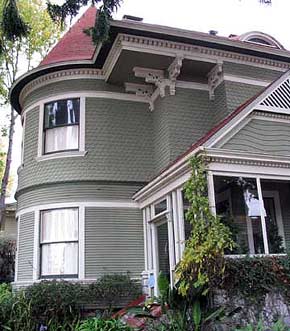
213 176 286 255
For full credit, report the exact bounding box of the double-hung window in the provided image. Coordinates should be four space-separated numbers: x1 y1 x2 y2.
40 208 79 278
43 98 80 154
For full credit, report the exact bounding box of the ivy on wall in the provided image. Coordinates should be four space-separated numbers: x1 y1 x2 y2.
175 154 235 298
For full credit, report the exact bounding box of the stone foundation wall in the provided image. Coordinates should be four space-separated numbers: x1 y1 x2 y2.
214 290 290 329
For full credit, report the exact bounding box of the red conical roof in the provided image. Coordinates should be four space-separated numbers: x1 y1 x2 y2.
40 6 97 66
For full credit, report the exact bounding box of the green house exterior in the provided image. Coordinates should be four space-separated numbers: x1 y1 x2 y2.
10 8 290 294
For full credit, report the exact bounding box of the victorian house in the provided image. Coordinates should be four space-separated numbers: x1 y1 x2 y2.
10 7 290 295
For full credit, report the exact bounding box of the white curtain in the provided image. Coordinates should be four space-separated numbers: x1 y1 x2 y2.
45 125 79 153
41 209 78 243
41 208 78 276
41 243 78 276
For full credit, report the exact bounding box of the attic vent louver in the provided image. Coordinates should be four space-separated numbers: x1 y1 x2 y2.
260 78 290 110
122 15 143 22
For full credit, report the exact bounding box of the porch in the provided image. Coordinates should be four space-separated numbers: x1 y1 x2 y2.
137 155 290 296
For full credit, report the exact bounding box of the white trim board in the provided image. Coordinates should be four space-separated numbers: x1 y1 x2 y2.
22 91 150 118
223 74 271 87
17 200 139 217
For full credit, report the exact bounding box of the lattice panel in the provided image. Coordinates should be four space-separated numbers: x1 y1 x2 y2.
260 78 290 110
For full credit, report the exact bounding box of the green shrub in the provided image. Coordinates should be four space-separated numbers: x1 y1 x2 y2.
0 275 141 330
0 284 34 331
25 280 84 327
77 318 132 331
222 256 290 302
0 238 16 282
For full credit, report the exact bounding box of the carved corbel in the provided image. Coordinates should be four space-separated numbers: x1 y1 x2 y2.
167 56 183 95
207 63 223 100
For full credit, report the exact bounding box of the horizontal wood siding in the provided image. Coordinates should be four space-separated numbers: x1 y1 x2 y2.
85 207 144 279
17 212 34 281
223 119 290 155
17 182 143 210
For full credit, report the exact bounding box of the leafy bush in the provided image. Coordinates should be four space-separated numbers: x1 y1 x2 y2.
0 274 141 331
77 318 132 331
25 280 84 327
222 256 290 302
0 238 16 282
0 284 34 331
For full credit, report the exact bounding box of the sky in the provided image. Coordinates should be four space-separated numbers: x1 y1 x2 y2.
2 0 290 202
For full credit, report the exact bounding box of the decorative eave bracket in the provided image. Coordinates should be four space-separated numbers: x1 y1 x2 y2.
207 63 223 100
129 56 184 110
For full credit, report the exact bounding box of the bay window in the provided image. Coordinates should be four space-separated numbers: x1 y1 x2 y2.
213 175 286 255
40 208 79 278
43 98 80 154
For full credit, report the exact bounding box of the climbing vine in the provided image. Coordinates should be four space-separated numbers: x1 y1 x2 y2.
175 154 235 298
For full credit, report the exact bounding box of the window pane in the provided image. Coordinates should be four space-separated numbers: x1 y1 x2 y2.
157 222 170 278
45 125 79 153
41 243 78 276
44 98 80 129
154 199 167 215
260 179 286 254
214 176 265 254
41 209 78 243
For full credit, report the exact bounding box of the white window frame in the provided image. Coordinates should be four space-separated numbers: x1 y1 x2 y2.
39 207 79 279
37 95 86 161
32 204 85 281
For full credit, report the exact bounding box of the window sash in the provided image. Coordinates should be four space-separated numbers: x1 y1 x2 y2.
44 98 80 129
41 242 78 277
44 125 79 154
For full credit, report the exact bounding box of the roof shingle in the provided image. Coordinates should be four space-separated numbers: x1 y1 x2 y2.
40 6 97 66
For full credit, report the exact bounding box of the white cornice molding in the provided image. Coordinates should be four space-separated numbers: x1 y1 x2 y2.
106 34 289 74
111 20 290 60
20 68 105 107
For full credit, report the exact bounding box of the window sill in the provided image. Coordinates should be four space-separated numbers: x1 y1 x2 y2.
36 150 87 162
225 253 287 259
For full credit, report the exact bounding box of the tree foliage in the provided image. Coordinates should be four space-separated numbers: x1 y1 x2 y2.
175 154 235 298
0 0 61 225
47 0 122 44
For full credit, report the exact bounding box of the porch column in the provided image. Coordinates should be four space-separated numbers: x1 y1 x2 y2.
177 188 185 257
257 177 269 254
171 190 181 262
167 195 176 288
207 171 216 216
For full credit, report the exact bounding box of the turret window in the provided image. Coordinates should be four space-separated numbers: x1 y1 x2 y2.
43 98 80 154
40 208 79 278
